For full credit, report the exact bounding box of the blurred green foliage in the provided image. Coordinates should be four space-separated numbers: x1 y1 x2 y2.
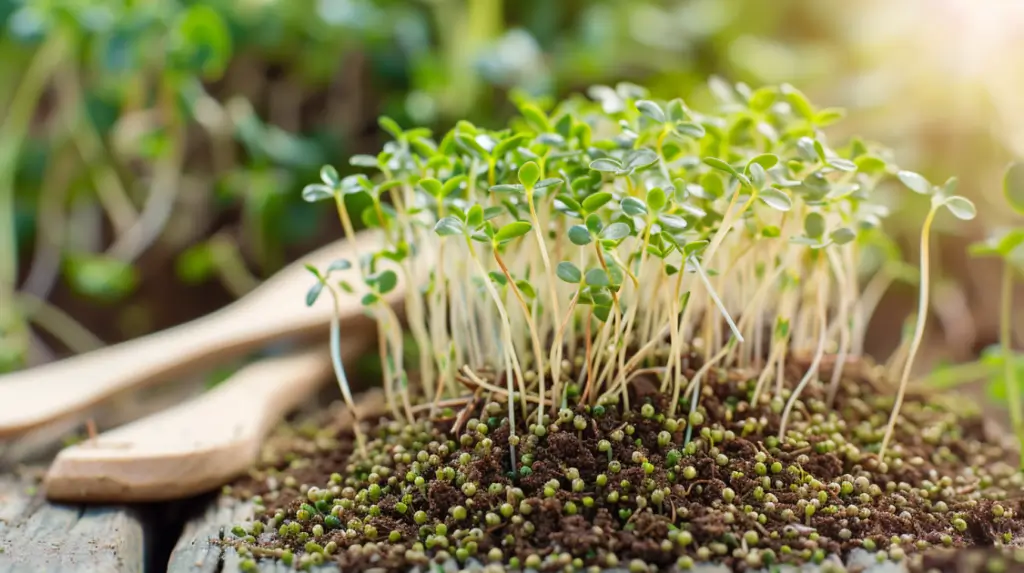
3 0 815 372
1 0 1021 375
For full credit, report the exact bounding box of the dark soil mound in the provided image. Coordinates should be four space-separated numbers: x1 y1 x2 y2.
224 355 1024 572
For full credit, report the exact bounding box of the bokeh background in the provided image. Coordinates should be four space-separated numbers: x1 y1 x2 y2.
1 0 1022 399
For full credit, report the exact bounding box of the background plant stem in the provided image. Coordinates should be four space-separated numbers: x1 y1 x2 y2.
1000 264 1023 467
0 33 68 363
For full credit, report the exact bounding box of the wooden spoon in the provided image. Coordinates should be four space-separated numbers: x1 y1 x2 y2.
0 230 391 438
43 344 390 502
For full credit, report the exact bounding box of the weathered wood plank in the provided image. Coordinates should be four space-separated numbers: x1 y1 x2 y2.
0 376 206 573
0 473 144 573
167 496 247 573
169 497 305 573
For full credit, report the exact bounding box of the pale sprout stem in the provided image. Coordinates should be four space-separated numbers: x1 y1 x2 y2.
880 204 940 459
999 265 1024 467
692 256 744 343
825 246 853 406
466 240 527 472
683 338 735 445
493 250 547 428
852 270 893 357
328 288 368 457
778 263 829 440
526 189 562 394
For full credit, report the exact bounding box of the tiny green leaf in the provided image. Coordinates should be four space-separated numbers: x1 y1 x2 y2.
582 192 613 212
535 178 562 190
675 122 706 139
495 221 533 244
349 155 378 168
456 134 488 158
556 262 582 283
748 87 777 112
812 140 827 163
758 188 792 211
519 161 541 188
855 156 887 174
378 116 403 140
568 225 592 246
326 259 351 273
621 197 647 217
493 134 528 158
940 195 977 221
781 83 815 120
490 184 525 194
483 206 504 221
683 240 708 256
341 174 373 194
804 212 826 239
997 229 1024 257
943 176 959 195
624 149 659 171
796 138 819 162
897 170 932 195
306 282 324 307
970 231 1019 258
585 268 610 287
601 222 631 241
658 214 688 231
828 158 857 172
320 165 340 187
434 216 465 237
471 225 494 243
419 178 443 197
748 153 779 171
467 204 484 229
635 100 666 123
302 184 334 203
1004 161 1024 215
830 227 856 245
703 157 737 176
747 163 767 190
442 175 467 197
666 99 687 123
556 194 582 213
516 280 537 299
590 158 622 172
700 172 724 199
520 104 552 133
647 188 667 213
374 270 398 294
814 107 846 126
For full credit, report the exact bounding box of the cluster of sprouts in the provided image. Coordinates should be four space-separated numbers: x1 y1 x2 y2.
302 79 977 467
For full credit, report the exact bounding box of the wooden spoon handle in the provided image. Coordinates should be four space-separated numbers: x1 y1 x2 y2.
43 340 388 503
0 231 385 438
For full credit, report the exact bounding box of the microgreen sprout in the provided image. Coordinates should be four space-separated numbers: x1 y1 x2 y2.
879 172 976 459
299 77 967 475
